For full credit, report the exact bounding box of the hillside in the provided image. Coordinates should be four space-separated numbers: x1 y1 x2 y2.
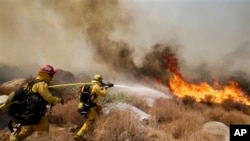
1 71 250 141
0 1 250 141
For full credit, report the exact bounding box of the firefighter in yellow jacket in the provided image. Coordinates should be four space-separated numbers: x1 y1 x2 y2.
9 64 64 141
74 74 110 140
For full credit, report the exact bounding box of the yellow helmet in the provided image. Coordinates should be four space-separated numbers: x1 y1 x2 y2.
92 74 103 82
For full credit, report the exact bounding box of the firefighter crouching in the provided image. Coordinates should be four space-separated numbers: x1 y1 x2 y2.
74 74 113 140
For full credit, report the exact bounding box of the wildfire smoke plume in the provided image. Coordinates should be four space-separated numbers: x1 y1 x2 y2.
167 54 250 106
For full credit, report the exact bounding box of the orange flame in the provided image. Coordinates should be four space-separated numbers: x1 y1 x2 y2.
167 54 250 105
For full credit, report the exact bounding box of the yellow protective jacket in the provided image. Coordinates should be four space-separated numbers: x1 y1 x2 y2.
33 72 61 105
1 72 61 114
89 80 107 104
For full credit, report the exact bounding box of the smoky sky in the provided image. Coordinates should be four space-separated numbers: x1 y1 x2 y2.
0 0 249 84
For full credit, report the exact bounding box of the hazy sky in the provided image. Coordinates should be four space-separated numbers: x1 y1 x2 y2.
122 0 250 78
131 0 249 62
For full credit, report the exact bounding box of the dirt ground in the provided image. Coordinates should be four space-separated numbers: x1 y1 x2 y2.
0 128 10 141
0 121 98 141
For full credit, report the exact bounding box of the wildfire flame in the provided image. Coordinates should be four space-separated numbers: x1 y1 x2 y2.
167 54 250 105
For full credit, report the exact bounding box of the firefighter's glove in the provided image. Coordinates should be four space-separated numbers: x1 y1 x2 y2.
104 82 114 88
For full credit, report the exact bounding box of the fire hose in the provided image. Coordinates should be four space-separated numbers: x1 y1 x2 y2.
49 82 92 88
48 82 113 105
49 82 114 88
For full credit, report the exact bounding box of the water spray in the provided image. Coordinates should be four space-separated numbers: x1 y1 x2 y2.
49 82 170 100
113 84 171 99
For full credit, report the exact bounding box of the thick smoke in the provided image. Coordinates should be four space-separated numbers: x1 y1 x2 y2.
0 0 249 91
41 0 139 74
0 0 138 81
0 0 167 82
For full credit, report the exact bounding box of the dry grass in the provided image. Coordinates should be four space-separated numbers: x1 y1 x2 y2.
148 98 206 140
183 130 220 141
34 95 250 141
149 98 184 124
93 110 147 141
1 85 250 141
221 99 250 115
103 92 136 104
48 98 83 126
218 110 250 125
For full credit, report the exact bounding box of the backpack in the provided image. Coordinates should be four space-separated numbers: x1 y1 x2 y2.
7 80 48 131
78 84 97 116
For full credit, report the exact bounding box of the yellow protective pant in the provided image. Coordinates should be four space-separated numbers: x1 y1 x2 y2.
76 105 101 138
9 116 49 141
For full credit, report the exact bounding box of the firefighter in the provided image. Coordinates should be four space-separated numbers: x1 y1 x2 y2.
74 74 109 141
9 64 64 141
